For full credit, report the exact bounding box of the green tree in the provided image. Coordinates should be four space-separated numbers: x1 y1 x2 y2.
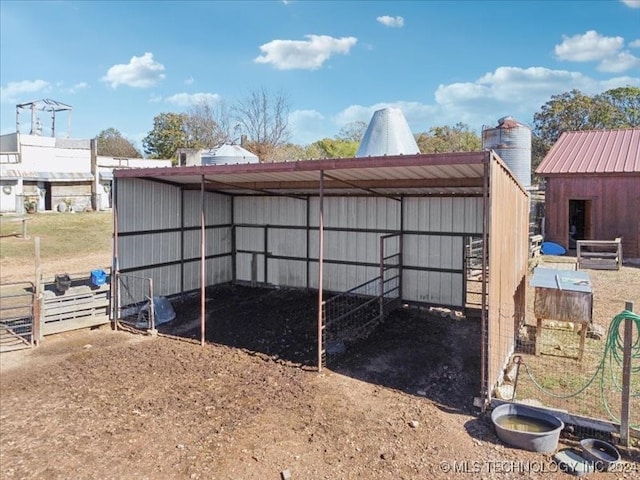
596 86 640 127
142 112 189 161
308 138 359 159
233 87 291 162
96 128 141 158
532 86 640 165
415 123 481 153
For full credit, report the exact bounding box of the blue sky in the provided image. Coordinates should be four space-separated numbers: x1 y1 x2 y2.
1 0 639 151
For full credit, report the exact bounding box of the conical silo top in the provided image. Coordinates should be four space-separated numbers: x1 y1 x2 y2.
355 107 420 157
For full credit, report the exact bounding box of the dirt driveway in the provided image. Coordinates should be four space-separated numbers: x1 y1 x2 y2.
1 265 639 479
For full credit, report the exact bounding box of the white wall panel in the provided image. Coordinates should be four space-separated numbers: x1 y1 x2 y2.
118 232 181 270
403 270 463 306
403 197 482 233
183 227 232 260
236 226 265 252
403 235 463 270
266 259 307 288
183 191 231 227
267 229 307 257
236 252 265 283
182 256 233 291
235 197 307 225
117 178 181 232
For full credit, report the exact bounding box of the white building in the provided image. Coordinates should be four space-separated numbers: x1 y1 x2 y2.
0 132 171 214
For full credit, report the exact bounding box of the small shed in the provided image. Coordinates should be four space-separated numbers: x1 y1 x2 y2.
536 128 640 258
112 151 529 405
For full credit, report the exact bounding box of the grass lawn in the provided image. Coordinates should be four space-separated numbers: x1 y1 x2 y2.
0 212 113 282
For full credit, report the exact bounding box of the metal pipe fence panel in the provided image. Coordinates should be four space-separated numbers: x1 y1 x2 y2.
0 282 35 352
116 273 155 331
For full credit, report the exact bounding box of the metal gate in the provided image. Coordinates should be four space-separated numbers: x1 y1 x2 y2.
321 233 402 367
0 282 37 352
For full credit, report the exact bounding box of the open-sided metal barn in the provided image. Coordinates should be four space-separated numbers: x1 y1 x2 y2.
112 151 529 404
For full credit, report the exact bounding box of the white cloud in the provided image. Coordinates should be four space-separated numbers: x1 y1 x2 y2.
0 79 50 104
163 92 221 106
629 39 640 48
331 65 640 141
598 51 640 72
185 76 194 85
621 0 640 8
376 15 404 28
555 31 624 62
254 34 358 70
101 52 166 88
67 82 89 94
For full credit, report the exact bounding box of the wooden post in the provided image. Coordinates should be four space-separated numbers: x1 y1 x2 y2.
200 175 206 347
620 301 633 447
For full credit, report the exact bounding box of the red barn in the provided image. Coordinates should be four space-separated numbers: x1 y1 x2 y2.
536 128 640 258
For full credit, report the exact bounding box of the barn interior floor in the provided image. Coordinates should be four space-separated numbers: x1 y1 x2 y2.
159 284 481 412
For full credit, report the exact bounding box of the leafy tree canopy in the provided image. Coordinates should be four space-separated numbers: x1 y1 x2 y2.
533 87 640 148
531 86 640 174
415 123 481 154
142 112 189 161
96 128 141 158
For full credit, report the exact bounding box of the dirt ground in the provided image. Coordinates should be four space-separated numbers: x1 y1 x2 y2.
1 261 639 479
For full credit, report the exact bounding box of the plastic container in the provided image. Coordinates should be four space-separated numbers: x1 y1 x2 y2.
579 439 620 471
491 403 564 453
55 273 72 293
91 269 107 287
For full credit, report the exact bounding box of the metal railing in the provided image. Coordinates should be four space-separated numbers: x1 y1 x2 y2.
0 282 36 351
115 273 155 331
321 234 401 367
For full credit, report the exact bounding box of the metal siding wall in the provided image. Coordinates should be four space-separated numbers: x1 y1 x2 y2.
117 178 181 232
487 157 529 396
401 197 482 305
118 232 181 270
116 179 233 299
308 197 401 292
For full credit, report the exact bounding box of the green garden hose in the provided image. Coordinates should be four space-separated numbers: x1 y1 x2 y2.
519 309 640 427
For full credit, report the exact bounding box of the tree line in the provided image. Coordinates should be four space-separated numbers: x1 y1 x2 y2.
96 86 639 176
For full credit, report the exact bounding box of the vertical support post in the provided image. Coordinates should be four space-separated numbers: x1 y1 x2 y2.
379 235 385 322
264 225 269 284
480 154 491 408
180 188 185 302
317 171 325 372
112 178 119 330
149 278 155 333
231 197 237 284
620 301 634 447
33 236 41 345
200 175 206 347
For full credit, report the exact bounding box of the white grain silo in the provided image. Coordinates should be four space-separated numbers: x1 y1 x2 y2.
482 116 532 187
356 107 420 157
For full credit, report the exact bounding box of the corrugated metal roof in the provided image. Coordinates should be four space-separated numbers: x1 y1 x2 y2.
536 128 640 175
114 151 525 197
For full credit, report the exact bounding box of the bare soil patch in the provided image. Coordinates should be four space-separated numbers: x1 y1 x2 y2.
1 263 639 479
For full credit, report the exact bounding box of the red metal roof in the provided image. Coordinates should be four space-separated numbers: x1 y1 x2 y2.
536 128 640 175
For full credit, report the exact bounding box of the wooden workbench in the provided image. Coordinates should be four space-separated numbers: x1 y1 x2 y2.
530 267 593 361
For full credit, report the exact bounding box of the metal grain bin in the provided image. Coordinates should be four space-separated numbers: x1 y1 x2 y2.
482 116 531 187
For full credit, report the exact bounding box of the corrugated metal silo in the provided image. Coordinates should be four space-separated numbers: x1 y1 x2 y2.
482 116 531 187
